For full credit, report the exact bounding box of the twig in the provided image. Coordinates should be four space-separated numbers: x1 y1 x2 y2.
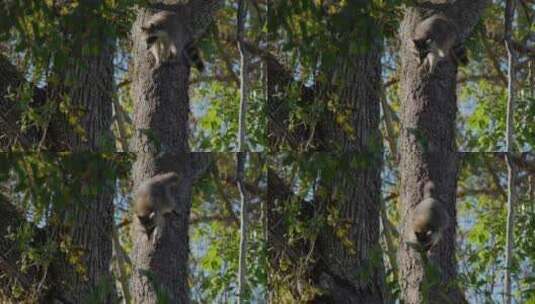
503 0 517 302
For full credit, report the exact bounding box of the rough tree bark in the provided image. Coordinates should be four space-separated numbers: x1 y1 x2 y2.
266 47 300 150
1 1 117 302
268 154 386 304
318 36 382 150
130 1 222 154
0 155 117 304
398 1 489 303
312 154 385 303
268 2 385 302
267 1 382 151
47 1 116 301
0 3 114 151
59 52 114 150
398 152 460 303
130 153 212 304
54 164 116 303
129 1 221 303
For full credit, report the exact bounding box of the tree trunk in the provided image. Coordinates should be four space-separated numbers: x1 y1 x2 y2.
51 1 116 299
1 0 117 301
267 2 382 152
130 8 190 154
130 153 191 304
268 2 385 301
130 1 222 154
129 2 220 303
312 154 385 303
54 176 116 303
0 155 117 304
318 43 382 151
60 52 114 150
46 39 117 295
398 152 461 304
268 153 386 304
130 153 212 304
0 1 115 151
398 1 489 303
266 42 300 150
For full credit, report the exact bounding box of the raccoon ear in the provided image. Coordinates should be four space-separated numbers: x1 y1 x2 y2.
414 231 424 241
169 44 177 57
413 39 426 49
146 36 158 45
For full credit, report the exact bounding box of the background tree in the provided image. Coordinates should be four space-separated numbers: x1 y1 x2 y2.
0 0 124 150
0 1 125 302
267 1 388 302
0 0 267 153
0 153 267 303
268 153 387 303
0 154 130 303
268 0 389 151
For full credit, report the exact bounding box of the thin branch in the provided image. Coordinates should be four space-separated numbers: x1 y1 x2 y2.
481 31 508 86
503 0 517 302
112 99 129 151
237 0 249 152
214 26 240 86
0 112 31 150
380 87 398 162
190 214 238 225
484 161 508 200
236 2 249 300
213 173 240 225
0 254 32 289
189 75 237 85
457 74 505 85
111 223 132 304
384 77 399 88
223 175 264 196
236 153 248 303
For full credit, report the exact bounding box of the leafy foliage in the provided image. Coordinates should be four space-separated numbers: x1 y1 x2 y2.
0 153 267 303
